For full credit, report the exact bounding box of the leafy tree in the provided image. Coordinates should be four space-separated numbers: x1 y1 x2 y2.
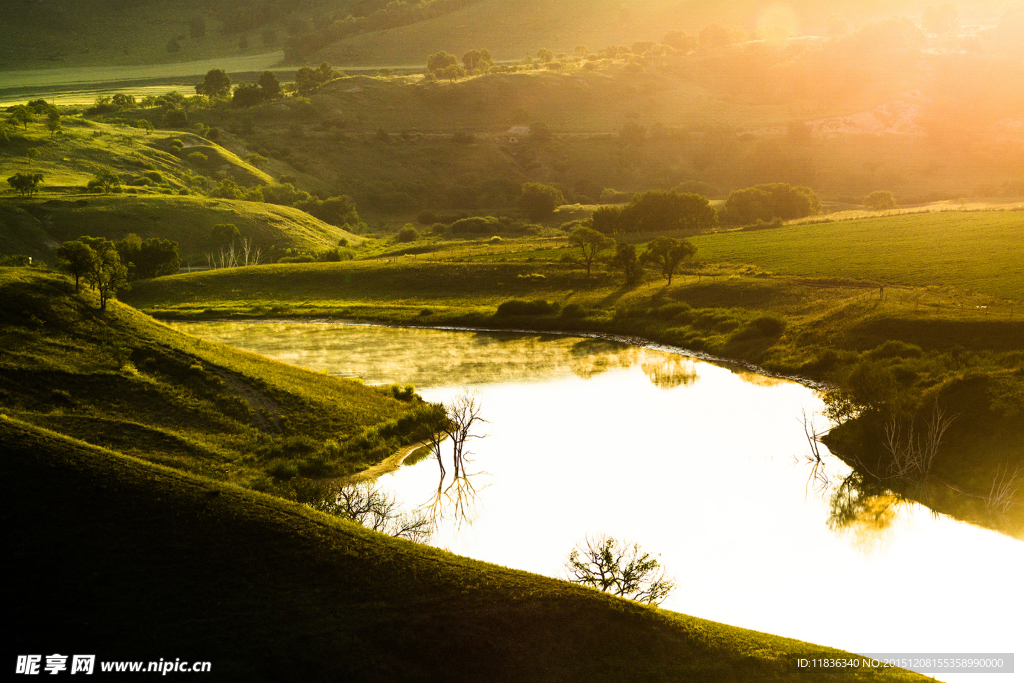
591 205 623 234
208 224 241 249
116 234 181 280
396 224 420 242
864 190 897 210
111 94 137 108
565 535 676 605
10 105 32 129
641 236 696 285
426 51 458 74
81 238 129 312
294 195 360 227
196 69 232 98
87 170 121 193
438 64 465 82
161 108 188 127
537 48 554 63
462 48 493 71
231 82 264 108
518 182 563 221
56 240 95 292
611 241 643 285
7 172 44 197
723 183 819 224
46 110 62 138
568 226 614 278
258 71 282 99
619 190 718 234
294 62 340 96
25 148 40 164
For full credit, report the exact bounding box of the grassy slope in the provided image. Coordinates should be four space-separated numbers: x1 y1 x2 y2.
0 120 273 192
0 268 416 484
0 195 357 262
694 211 1024 300
3 415 928 683
0 0 952 71
309 0 955 66
0 119 360 259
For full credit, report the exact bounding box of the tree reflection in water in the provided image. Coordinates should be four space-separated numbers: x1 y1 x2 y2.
422 390 488 529
642 357 699 389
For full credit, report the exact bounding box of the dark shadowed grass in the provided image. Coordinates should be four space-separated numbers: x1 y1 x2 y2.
3 415 930 683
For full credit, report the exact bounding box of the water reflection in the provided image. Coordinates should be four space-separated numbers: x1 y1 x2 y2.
642 357 699 389
175 321 1024 679
170 322 689 390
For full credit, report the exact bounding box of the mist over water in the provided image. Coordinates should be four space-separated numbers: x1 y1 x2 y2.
177 321 1024 682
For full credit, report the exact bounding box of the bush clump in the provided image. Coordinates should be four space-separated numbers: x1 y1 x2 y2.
866 340 924 360
496 299 560 316
449 216 500 235
560 303 586 320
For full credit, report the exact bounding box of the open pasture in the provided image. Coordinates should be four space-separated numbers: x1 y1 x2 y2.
695 210 1024 301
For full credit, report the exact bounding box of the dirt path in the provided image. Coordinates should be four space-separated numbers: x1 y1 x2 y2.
341 441 428 485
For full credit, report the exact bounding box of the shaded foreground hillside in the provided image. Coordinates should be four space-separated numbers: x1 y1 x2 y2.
3 417 928 682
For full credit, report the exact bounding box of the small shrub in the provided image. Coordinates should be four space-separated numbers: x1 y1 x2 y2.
751 315 786 337
866 340 924 360
560 303 586 319
449 216 500 235
395 225 420 242
267 459 299 480
489 236 502 244
187 151 208 165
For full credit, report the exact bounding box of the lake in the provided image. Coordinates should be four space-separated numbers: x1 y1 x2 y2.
174 321 1023 682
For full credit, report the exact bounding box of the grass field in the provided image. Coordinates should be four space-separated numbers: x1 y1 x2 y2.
0 195 358 262
0 118 362 259
695 211 1024 300
0 268 422 486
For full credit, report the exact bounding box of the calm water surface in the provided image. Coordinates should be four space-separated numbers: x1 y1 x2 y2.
176 321 1024 682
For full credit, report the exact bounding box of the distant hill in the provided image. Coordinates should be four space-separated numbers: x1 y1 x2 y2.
1 0 1008 71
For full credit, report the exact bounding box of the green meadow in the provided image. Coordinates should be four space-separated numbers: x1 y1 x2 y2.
694 211 1024 300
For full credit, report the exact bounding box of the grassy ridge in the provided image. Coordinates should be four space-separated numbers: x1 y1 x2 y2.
694 211 1024 300
0 195 358 262
0 268 420 485
0 120 361 260
3 415 928 682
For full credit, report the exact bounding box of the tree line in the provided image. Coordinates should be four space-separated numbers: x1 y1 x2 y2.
55 235 179 311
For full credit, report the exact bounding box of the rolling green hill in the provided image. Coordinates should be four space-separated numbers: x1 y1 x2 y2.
0 195 359 263
0 268 419 485
0 118 361 260
693 211 1024 301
